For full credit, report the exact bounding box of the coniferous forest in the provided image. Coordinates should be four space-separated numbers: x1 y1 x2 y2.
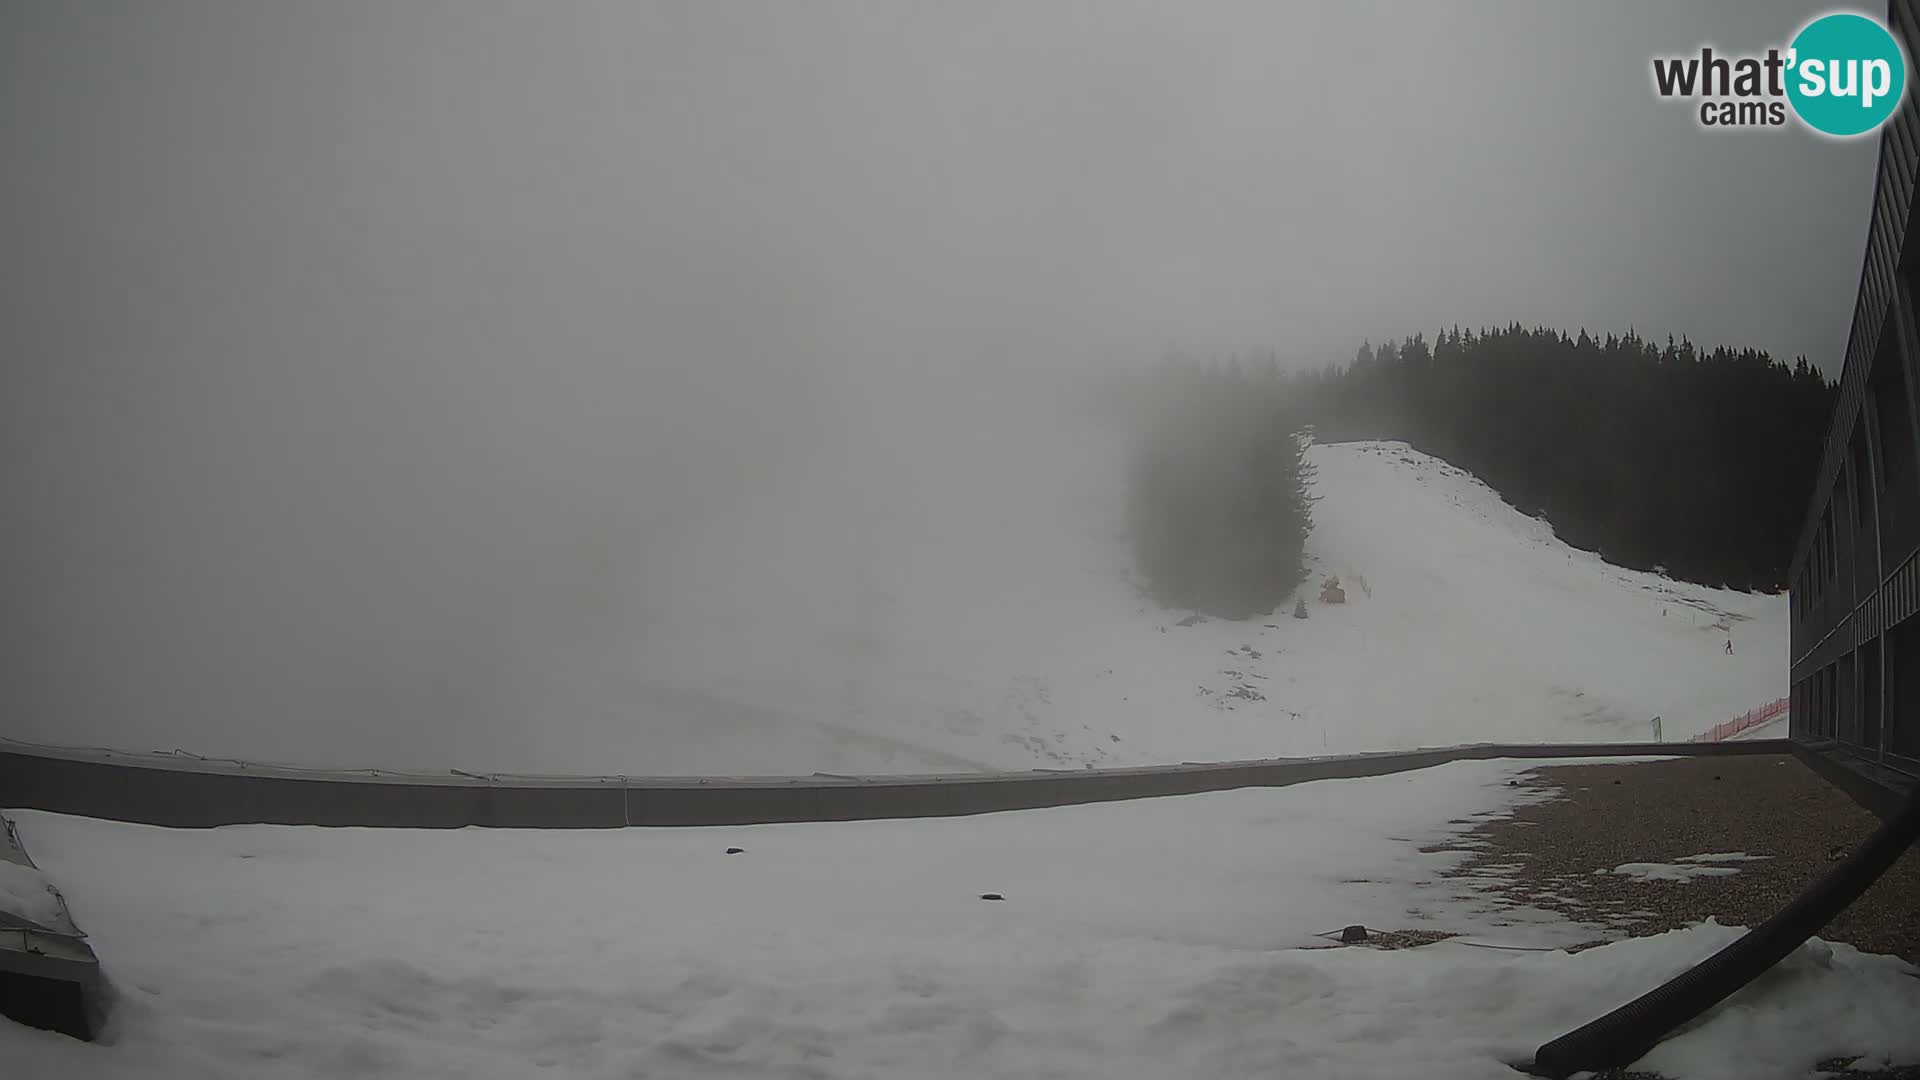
1130 324 1837 614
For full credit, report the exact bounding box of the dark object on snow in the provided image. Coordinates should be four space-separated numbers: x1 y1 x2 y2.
980 893 1005 902
1320 576 1347 604
725 847 744 854
1340 924 1369 943
1524 781 1920 1078
0 815 106 1041
1293 598 1309 619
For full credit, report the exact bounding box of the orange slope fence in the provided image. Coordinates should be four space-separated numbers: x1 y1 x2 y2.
1689 696 1790 743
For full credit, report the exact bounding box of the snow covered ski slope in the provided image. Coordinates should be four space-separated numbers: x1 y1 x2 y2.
519 439 1784 777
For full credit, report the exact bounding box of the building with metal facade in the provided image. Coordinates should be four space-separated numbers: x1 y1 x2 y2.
1787 0 1920 784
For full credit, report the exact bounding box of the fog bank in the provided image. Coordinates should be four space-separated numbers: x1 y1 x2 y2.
1 1 1873 768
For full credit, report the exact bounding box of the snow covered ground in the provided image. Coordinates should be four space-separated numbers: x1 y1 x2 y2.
7 758 1914 1080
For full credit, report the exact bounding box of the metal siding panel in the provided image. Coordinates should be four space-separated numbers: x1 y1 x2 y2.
1897 209 1912 264
1882 217 1897 286
1878 214 1899 294
1894 120 1919 203
1899 129 1919 212
1906 287 1920 518
1872 194 1886 268
1904 555 1919 624
1886 149 1910 224
1877 181 1898 259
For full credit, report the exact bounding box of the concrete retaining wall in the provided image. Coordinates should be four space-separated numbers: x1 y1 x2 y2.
0 739 1790 829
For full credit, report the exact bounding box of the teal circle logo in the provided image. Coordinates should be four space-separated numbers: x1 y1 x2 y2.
1786 12 1907 137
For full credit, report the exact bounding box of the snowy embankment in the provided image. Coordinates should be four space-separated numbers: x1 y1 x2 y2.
7 759 1913 1080
1732 713 1792 741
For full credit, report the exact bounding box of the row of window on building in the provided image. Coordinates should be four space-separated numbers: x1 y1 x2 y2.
1790 270 1920 628
1792 614 1920 766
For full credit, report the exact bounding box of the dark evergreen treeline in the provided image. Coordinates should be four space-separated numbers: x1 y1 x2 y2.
1212 324 1836 592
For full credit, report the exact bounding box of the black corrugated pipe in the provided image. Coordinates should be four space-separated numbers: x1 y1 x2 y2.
1524 781 1920 1078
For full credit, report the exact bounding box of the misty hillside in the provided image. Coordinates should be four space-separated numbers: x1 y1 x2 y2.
537 439 1782 777
388 436 1782 777
7 359 1784 778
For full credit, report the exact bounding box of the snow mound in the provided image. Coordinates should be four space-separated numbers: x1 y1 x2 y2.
1612 862 1744 882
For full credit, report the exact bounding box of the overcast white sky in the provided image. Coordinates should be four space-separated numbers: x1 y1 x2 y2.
3 1 1882 371
0 2 1887 763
